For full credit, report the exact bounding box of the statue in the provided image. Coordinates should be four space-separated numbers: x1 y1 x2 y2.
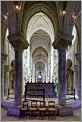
7 60 15 99
66 59 74 94
9 60 15 90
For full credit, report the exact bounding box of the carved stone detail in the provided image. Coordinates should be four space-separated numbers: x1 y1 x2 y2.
52 32 73 49
8 33 29 51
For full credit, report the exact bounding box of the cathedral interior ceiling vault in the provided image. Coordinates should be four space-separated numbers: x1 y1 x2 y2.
33 54 47 65
30 29 51 57
1 1 81 105
32 47 48 59
22 1 58 40
1 1 81 51
35 61 45 71
29 29 51 65
26 12 54 43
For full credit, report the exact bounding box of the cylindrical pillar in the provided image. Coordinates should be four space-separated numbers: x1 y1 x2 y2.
1 54 7 100
8 32 29 106
52 32 73 106
1 61 4 100
4 65 10 99
14 49 23 106
78 62 81 100
33 64 35 83
58 49 66 106
74 65 79 99
75 53 81 100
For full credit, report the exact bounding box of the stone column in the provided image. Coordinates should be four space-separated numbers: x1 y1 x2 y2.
58 49 66 105
73 65 79 99
4 65 10 98
1 62 5 100
33 64 35 83
45 64 48 83
8 33 29 106
75 53 81 99
14 49 23 105
1 54 7 100
52 32 73 106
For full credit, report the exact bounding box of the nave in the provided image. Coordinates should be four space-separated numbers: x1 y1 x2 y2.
1 1 81 121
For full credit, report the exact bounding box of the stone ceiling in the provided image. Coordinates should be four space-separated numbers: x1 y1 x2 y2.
30 29 51 70
1 1 81 43
35 61 45 71
27 12 54 43
1 1 81 65
30 29 51 54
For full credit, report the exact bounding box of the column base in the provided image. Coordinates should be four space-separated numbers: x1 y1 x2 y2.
1 101 20 117
7 107 20 117
58 106 73 116
58 100 66 106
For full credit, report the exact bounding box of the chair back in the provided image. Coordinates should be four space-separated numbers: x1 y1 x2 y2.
40 101 46 107
48 101 55 108
31 100 37 108
23 101 28 108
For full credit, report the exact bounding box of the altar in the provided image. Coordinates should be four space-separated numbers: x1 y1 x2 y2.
24 82 57 102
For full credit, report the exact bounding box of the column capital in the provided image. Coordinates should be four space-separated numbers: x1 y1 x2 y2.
8 32 29 51
1 53 7 62
52 32 73 49
75 53 81 62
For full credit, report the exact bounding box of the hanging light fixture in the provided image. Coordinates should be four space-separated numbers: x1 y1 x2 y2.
3 13 9 20
72 12 77 20
4 15 7 20
62 10 66 16
14 3 21 12
60 10 66 16
15 5 19 10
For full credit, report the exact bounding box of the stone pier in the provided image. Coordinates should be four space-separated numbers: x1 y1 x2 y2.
8 33 29 106
52 32 73 106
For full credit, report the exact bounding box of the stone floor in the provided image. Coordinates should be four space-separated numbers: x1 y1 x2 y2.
1 107 81 121
2 94 78 104
1 95 81 121
2 95 81 108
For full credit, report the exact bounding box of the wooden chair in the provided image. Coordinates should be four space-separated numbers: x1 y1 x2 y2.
28 100 37 119
23 101 28 108
19 107 28 118
47 101 57 119
48 101 55 107
38 101 46 119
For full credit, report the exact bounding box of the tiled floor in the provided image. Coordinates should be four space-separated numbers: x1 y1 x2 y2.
1 107 81 121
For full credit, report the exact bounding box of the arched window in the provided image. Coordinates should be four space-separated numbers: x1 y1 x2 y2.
5 28 15 66
72 25 76 45
6 28 9 37
66 25 77 64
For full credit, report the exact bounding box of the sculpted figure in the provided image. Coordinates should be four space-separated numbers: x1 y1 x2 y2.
66 59 74 94
9 60 15 89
